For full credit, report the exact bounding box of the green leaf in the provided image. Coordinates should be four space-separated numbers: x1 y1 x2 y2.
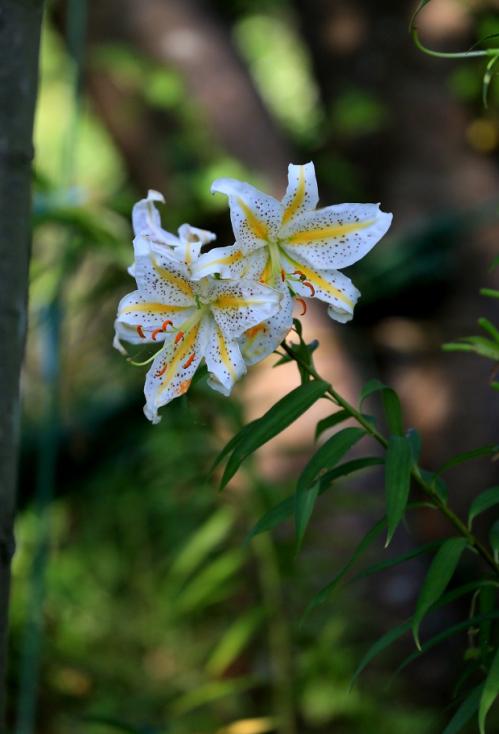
479 585 496 658
315 409 350 439
412 537 468 649
295 482 320 553
406 427 422 462
483 54 499 109
219 380 328 489
212 420 256 473
468 486 499 528
385 435 413 547
481 288 499 300
295 427 366 551
479 318 499 344
442 685 483 734
245 457 383 542
206 608 264 675
399 612 499 677
489 520 499 558
351 581 498 687
479 646 499 734
360 379 403 435
438 444 499 474
304 516 387 616
349 541 442 584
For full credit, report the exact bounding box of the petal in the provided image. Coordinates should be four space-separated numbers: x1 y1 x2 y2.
204 316 247 396
143 316 209 424
280 162 319 226
239 285 294 366
133 236 195 307
280 203 393 269
132 190 180 246
116 290 194 341
211 177 282 254
193 244 269 281
178 223 217 247
286 260 360 323
208 278 282 340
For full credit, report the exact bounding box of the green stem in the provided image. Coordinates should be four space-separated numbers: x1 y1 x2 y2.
411 27 497 60
280 341 499 578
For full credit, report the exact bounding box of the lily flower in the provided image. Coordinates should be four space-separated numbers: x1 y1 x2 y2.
130 189 216 274
195 162 392 361
114 236 282 423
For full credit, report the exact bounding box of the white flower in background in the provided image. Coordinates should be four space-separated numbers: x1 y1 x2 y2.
130 189 216 276
114 236 282 423
195 162 392 362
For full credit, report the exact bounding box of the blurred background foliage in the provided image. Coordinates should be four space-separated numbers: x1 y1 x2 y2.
8 0 499 732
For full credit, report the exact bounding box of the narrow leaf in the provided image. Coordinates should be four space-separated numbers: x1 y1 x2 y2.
220 380 328 489
351 581 498 687
349 541 442 584
468 486 499 527
315 409 350 439
489 520 499 558
412 537 468 649
304 517 386 615
385 435 413 546
406 427 422 462
359 379 403 435
295 427 365 551
295 482 320 553
246 457 383 542
438 444 499 474
479 646 499 734
443 685 483 734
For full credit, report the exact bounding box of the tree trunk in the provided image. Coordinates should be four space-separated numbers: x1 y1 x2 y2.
0 0 44 723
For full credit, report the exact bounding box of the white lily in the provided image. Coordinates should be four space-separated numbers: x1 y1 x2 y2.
114 236 282 423
195 162 392 362
130 189 216 275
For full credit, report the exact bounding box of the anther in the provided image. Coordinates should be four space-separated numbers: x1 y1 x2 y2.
136 325 146 339
302 280 315 297
183 352 196 369
161 320 173 331
292 270 307 281
281 269 286 282
296 298 307 316
175 331 185 344
151 327 163 341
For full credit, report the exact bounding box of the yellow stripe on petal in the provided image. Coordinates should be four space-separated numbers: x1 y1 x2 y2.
237 198 269 240
152 258 194 298
281 165 305 225
157 325 199 396
207 249 243 268
215 294 269 309
216 327 236 379
285 219 374 245
289 261 353 308
120 303 188 315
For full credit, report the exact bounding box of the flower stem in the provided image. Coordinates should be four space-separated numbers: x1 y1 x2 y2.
280 341 499 577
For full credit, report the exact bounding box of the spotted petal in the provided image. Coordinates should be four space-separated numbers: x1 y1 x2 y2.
193 244 269 282
285 258 360 323
132 236 196 308
204 317 247 396
211 178 282 255
115 289 194 344
240 285 294 366
132 190 180 247
280 203 392 270
208 279 282 340
143 316 209 424
280 162 319 227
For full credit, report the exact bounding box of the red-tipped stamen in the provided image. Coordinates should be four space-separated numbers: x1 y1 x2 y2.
303 280 315 297
296 298 307 316
175 330 185 345
151 327 163 341
281 269 286 282
136 325 146 339
183 352 196 369
292 269 306 281
161 319 173 331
